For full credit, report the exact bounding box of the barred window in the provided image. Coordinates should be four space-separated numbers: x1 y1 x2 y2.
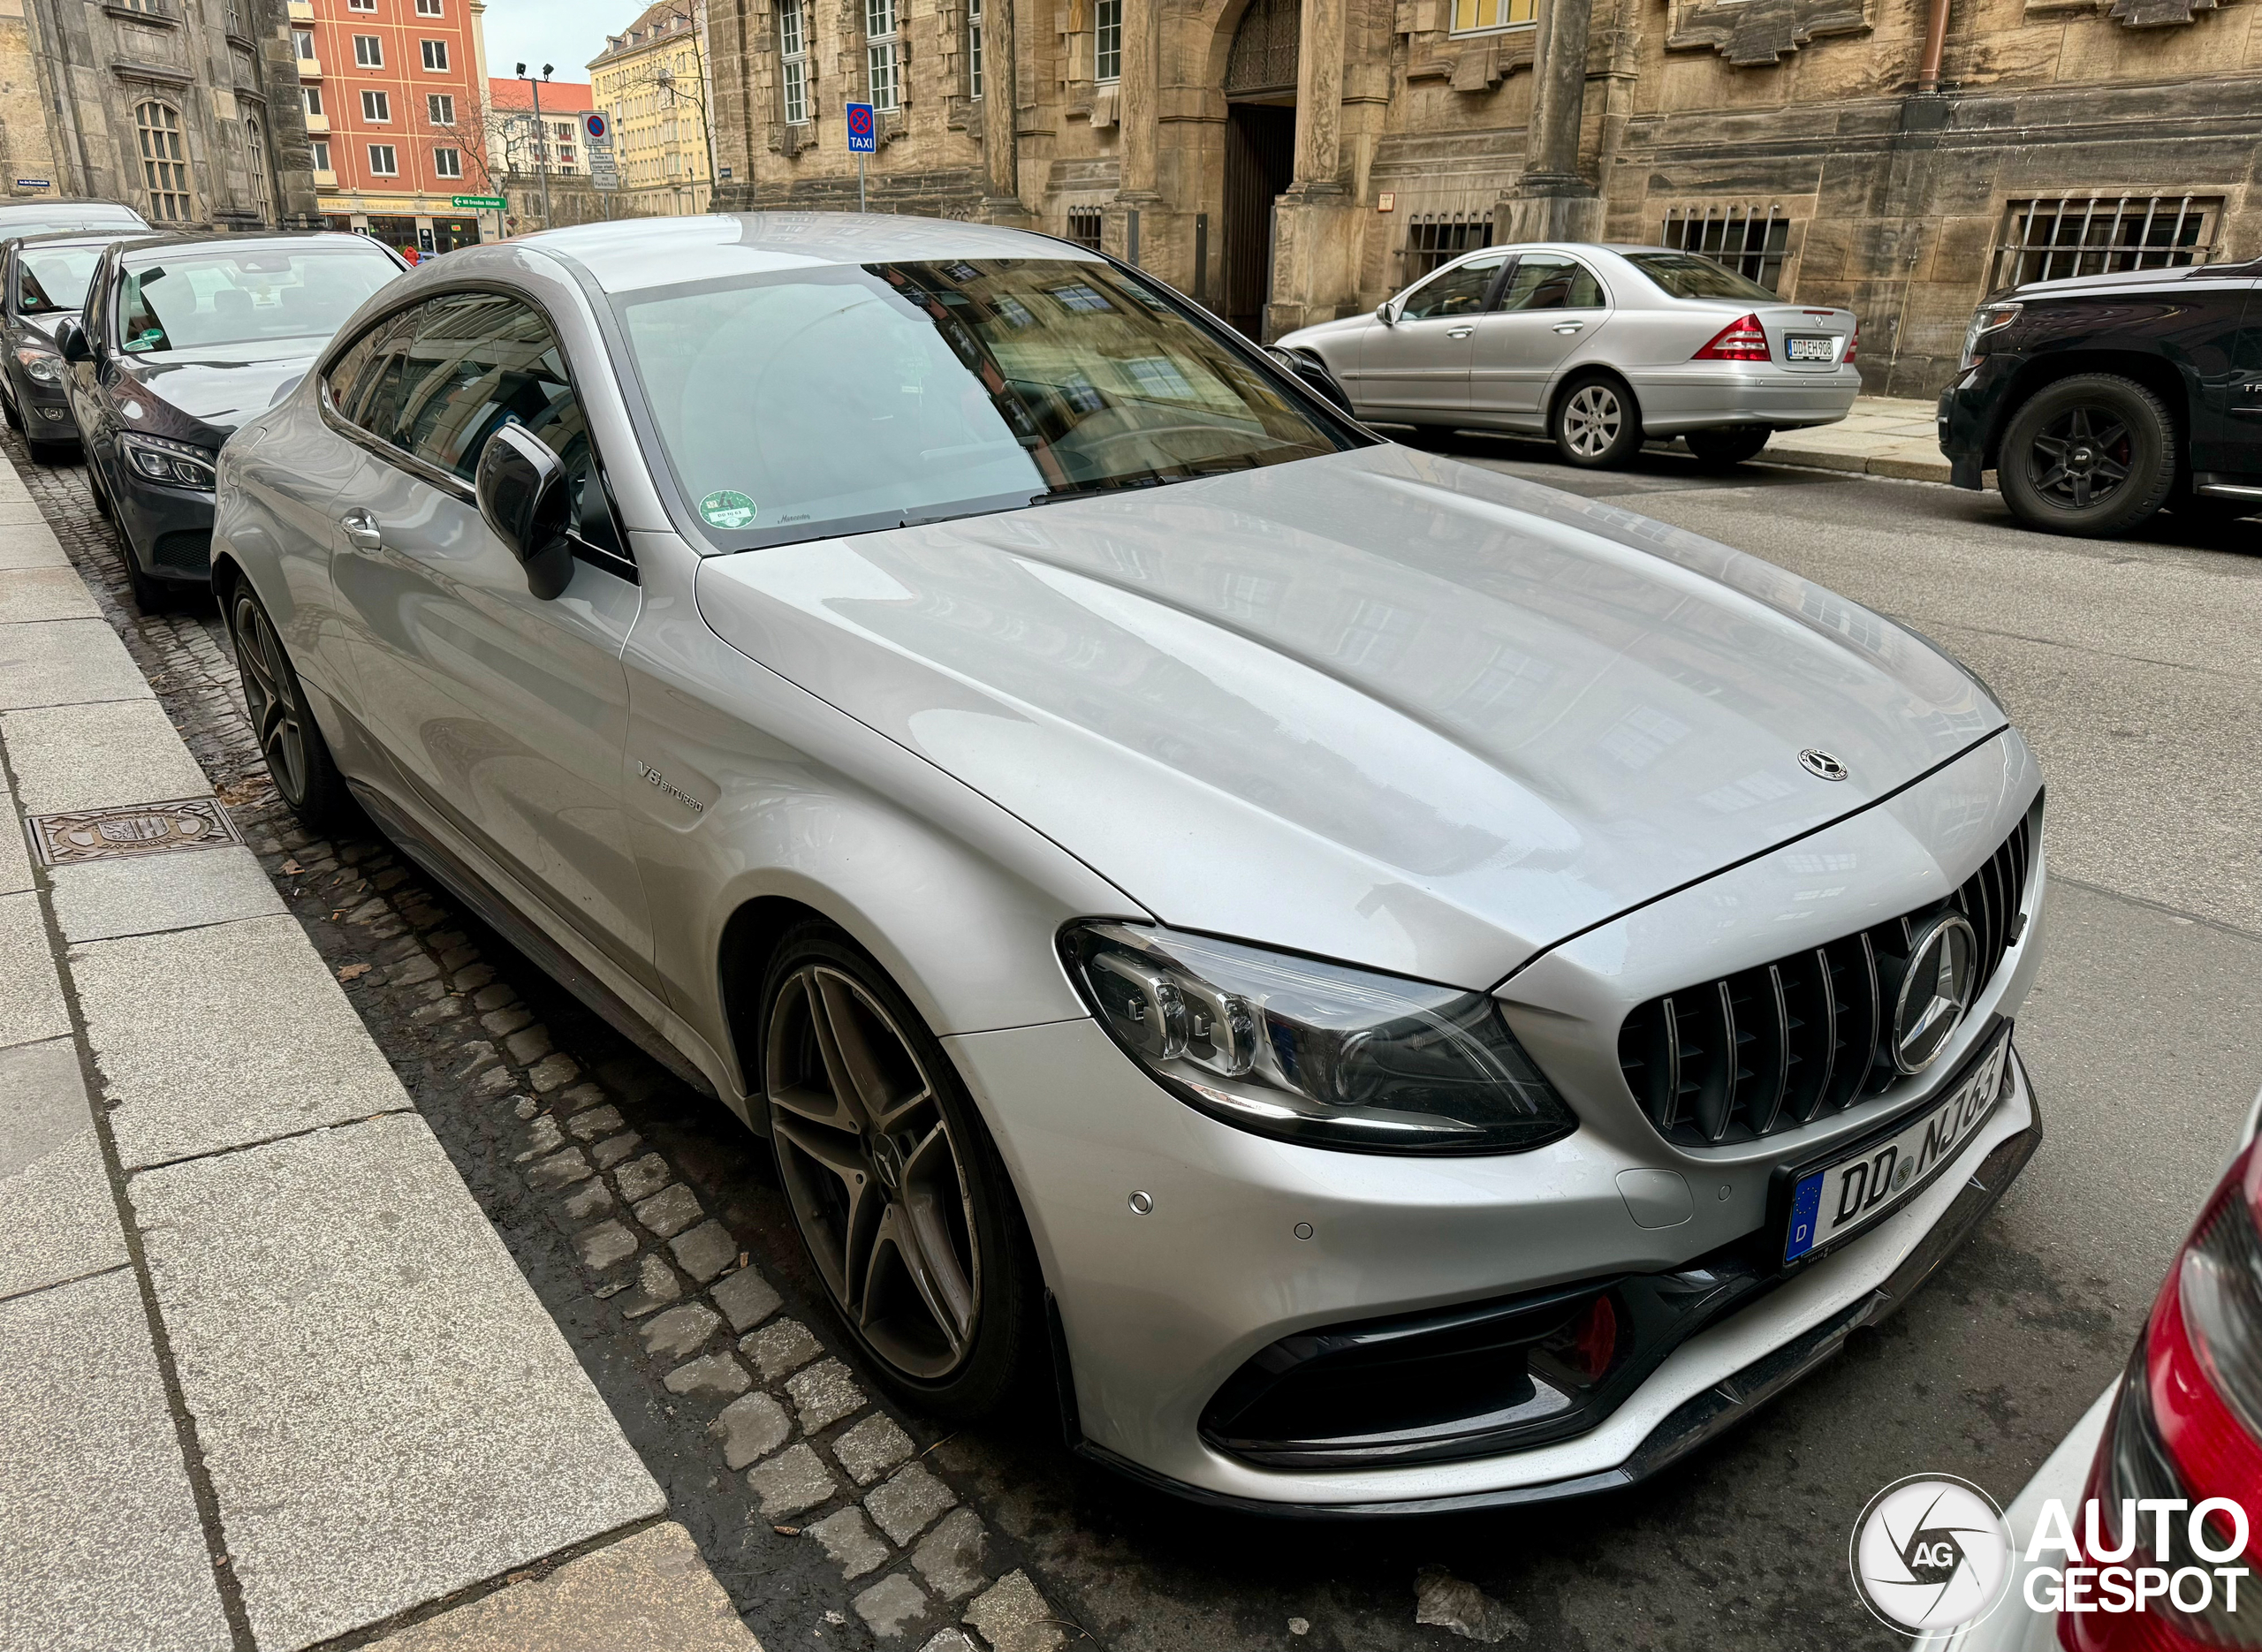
1659 204 1792 293
1452 0 1535 30
867 0 901 111
968 0 984 99
1066 206 1103 249
1402 213 1491 282
1094 0 1121 81
135 102 193 222
778 0 809 126
1990 195 2221 290
245 115 272 226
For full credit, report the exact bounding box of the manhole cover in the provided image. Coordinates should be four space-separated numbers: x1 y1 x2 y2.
27 796 241 867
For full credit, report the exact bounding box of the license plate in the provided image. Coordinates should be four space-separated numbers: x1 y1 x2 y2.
1786 335 1837 362
1783 1028 2012 1265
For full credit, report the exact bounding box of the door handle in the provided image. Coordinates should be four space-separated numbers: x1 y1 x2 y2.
1553 322 1585 334
1446 325 1475 339
339 508 383 553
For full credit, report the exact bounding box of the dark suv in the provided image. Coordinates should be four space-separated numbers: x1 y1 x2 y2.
1937 258 2262 536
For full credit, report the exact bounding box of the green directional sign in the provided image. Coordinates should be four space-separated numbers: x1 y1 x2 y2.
451 194 506 210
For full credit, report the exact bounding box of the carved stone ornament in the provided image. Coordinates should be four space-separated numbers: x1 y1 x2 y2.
1667 0 1870 65
2108 0 2216 27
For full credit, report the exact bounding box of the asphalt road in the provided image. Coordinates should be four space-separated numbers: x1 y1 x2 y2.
41 430 2262 1651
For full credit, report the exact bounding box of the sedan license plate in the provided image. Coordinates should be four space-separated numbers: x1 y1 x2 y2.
1785 334 1838 362
1783 1028 2012 1265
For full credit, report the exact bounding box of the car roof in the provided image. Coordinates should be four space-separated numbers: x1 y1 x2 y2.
113 230 399 266
0 201 143 224
487 212 1104 296
8 228 163 252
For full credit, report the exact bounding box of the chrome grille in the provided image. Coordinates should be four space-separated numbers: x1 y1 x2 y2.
1618 803 2037 1148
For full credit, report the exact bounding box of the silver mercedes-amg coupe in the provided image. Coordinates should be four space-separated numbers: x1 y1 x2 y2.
211 214 2045 1515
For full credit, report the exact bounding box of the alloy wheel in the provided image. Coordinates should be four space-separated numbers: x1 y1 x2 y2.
231 594 307 803
1561 383 1623 459
766 963 981 1382
2025 404 2132 510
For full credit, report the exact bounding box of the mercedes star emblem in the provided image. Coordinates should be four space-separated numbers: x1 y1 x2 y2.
1800 748 1849 782
1892 912 1979 1074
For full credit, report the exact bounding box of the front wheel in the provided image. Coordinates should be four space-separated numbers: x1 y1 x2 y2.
762 923 1042 1421
1553 375 1644 468
1997 374 2175 537
225 582 353 827
1685 426 1772 468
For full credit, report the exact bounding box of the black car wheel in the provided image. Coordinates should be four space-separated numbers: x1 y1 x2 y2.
1685 426 1772 468
1998 375 2175 536
761 921 1041 1421
1553 373 1644 469
225 582 352 827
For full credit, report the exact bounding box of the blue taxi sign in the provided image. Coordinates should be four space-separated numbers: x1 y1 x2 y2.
846 102 877 154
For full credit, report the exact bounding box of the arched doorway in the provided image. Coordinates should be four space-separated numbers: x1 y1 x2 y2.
1221 0 1297 338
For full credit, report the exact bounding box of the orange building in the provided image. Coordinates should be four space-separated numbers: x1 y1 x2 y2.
289 0 494 254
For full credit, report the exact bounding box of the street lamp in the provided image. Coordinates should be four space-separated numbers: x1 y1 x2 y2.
515 61 554 230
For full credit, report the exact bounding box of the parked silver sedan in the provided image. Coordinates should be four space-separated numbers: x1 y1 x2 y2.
214 214 2040 1515
1278 243 1862 468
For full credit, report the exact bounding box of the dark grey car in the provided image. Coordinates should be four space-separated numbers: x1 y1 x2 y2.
0 199 148 240
0 230 159 458
56 230 405 609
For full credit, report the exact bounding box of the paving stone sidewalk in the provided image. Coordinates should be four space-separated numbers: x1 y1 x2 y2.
1760 394 1955 482
0 457 755 1651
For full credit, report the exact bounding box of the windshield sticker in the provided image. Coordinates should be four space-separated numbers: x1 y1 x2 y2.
699 489 758 530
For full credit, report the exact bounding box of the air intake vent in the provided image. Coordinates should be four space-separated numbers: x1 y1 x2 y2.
1618 801 2037 1148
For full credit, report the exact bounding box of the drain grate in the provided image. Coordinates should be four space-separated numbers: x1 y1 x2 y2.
26 796 242 867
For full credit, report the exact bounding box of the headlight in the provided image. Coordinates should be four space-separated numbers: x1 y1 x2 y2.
1060 921 1578 1156
1960 301 2023 370
121 432 217 489
13 345 59 384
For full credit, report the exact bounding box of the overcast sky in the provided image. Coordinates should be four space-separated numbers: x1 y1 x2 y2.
482 0 632 84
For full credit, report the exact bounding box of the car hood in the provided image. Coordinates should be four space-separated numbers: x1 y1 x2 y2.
121 337 330 439
693 445 2006 988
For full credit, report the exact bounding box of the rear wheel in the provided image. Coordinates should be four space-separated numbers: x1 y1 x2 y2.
226 582 352 827
1997 374 2175 537
762 923 1042 1421
1552 374 1643 468
1685 426 1772 469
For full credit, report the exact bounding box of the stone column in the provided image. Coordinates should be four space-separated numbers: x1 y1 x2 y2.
1264 0 1360 337
979 0 1023 216
1119 0 1160 201
1287 0 1345 195
1498 0 1603 240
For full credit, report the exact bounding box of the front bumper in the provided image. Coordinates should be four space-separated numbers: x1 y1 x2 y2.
1624 362 1863 436
1938 353 2022 489
7 359 77 440
110 448 216 585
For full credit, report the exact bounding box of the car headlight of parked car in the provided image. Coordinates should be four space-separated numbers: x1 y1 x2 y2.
12 344 60 384
121 431 217 490
1961 300 2023 370
1061 921 1576 1155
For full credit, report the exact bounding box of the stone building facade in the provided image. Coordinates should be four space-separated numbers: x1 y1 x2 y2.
706 0 2262 394
11 0 320 231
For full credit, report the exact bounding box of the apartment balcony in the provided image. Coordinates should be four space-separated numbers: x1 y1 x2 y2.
312 169 338 190
304 111 330 134
286 0 313 16
297 54 321 79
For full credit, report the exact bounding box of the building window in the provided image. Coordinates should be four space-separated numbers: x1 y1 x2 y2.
778 0 808 125
310 139 331 171
434 146 461 178
1660 204 1792 292
245 115 272 225
347 0 376 10
417 0 443 12
362 89 391 121
368 143 398 175
968 0 983 98
293 28 315 57
353 34 383 67
1402 213 1491 281
134 102 193 222
1990 194 2221 289
421 39 448 71
1066 206 1103 249
866 0 900 111
427 93 454 125
1094 0 1121 81
303 85 323 116
1450 0 1534 29
225 0 243 34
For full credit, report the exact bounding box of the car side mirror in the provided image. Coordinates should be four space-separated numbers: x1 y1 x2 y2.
1376 300 1397 326
54 316 89 363
475 424 573 601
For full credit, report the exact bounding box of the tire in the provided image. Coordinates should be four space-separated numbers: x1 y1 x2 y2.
760 921 1043 1422
224 581 353 828
1552 373 1644 468
1685 426 1772 469
1996 374 2175 537
87 451 112 519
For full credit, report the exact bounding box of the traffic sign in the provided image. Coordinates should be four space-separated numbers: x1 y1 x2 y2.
583 112 609 142
452 194 506 210
846 102 876 154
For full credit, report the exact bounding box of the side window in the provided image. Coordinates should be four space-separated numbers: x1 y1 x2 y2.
1496 254 1605 313
398 292 624 557
323 304 422 443
1399 254 1505 321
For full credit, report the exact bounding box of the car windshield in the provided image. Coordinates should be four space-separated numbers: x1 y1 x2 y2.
1623 252 1780 303
117 246 399 353
611 256 1351 547
17 245 103 315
